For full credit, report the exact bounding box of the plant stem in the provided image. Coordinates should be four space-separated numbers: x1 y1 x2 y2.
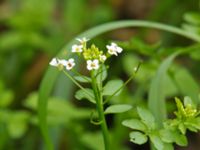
91 71 110 150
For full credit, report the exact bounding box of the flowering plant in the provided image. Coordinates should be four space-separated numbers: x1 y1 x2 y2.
49 37 138 150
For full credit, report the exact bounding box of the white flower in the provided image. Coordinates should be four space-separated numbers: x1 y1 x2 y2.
49 58 59 66
49 58 66 66
111 42 123 53
58 59 68 66
99 55 107 62
49 58 67 70
106 42 123 56
76 37 90 44
72 44 83 53
87 59 99 70
49 58 75 70
65 58 75 70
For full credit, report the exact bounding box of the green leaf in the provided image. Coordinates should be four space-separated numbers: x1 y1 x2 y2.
160 129 187 146
163 143 174 150
174 68 200 105
7 111 30 138
160 129 174 143
150 134 164 150
129 131 148 145
184 12 200 25
178 123 186 134
137 107 155 129
148 52 179 127
102 79 123 96
80 132 104 150
104 104 132 114
122 119 146 131
74 75 91 83
174 133 187 146
0 90 14 108
75 88 95 104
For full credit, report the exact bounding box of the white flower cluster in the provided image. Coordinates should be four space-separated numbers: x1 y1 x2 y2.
49 58 75 70
106 42 123 56
49 37 123 71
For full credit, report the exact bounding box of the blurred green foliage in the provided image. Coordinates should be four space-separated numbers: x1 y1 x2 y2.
0 0 200 150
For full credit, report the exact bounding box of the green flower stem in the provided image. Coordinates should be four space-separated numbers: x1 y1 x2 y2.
104 62 142 104
91 71 110 150
63 70 94 99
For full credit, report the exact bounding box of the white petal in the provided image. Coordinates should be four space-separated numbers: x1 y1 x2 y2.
116 47 123 53
87 64 92 70
108 49 118 56
58 59 67 66
72 45 83 53
49 58 58 66
100 55 106 62
111 42 117 46
93 59 99 64
94 64 99 70
76 37 89 43
68 58 74 63
87 60 92 65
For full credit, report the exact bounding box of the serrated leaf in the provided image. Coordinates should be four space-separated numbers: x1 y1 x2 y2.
160 129 187 146
102 79 123 96
122 119 146 131
137 107 155 129
104 104 132 114
174 133 187 146
75 88 95 104
74 75 91 83
178 123 186 134
129 131 148 145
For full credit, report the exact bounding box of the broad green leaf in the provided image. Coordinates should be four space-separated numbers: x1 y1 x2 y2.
74 75 91 83
137 107 155 129
122 119 146 131
129 131 148 145
174 133 187 146
148 52 179 127
184 12 200 25
163 143 174 150
185 118 200 131
24 93 90 124
38 21 200 149
80 132 104 150
150 134 164 150
174 68 200 105
160 129 187 146
160 129 174 143
7 111 30 138
0 90 14 108
102 79 123 96
104 104 132 114
75 88 95 104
